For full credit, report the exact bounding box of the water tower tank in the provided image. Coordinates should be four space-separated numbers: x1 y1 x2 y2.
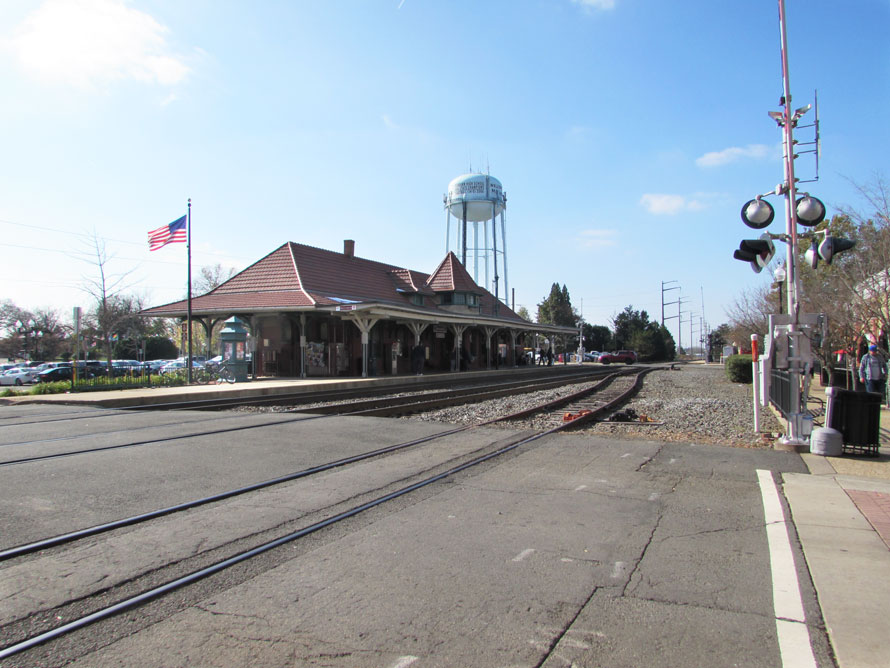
446 174 505 222
443 172 508 305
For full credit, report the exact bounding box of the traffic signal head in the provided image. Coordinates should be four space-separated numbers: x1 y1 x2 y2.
733 234 776 273
805 239 820 269
805 236 856 268
740 198 775 229
817 236 855 265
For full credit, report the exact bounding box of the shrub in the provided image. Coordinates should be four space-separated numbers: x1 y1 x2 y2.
725 354 753 384
30 381 71 395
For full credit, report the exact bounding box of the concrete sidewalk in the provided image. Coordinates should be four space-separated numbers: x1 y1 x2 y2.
782 383 890 667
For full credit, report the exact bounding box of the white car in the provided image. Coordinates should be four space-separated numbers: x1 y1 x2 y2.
0 368 36 386
159 360 204 374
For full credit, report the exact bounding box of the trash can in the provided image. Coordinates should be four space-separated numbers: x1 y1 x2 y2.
825 387 882 456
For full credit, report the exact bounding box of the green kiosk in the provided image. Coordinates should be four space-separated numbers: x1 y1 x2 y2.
220 316 249 382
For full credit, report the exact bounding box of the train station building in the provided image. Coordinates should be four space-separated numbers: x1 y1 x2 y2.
142 239 577 378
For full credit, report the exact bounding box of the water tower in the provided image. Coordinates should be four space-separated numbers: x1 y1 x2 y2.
444 173 508 303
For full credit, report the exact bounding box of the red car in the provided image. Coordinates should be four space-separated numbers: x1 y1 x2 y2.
598 350 637 364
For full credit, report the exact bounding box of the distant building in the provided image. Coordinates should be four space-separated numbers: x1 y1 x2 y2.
142 239 575 377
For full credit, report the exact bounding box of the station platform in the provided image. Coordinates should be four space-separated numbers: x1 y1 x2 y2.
0 366 546 409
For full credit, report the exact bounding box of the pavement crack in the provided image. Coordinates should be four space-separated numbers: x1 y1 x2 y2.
531 587 599 668
621 508 664 598
635 442 666 472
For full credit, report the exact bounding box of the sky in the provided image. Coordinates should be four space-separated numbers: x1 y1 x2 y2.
1 0 888 350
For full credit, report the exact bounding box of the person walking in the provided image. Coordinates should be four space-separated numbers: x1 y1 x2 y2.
858 344 887 396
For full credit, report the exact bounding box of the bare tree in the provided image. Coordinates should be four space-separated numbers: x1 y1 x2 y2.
724 283 773 349
79 232 142 373
194 263 237 295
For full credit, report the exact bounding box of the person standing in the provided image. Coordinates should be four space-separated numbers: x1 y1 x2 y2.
859 344 887 396
411 344 425 375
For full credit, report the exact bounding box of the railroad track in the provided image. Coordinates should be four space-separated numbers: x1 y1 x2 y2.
0 367 653 664
0 368 632 465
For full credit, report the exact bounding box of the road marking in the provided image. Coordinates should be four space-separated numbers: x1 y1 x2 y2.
512 548 535 562
575 484 587 491
611 561 626 579
621 453 631 458
756 469 817 668
389 657 418 668
648 493 660 501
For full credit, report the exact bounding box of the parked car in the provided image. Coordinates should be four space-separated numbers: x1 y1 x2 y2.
0 368 36 386
583 351 601 362
204 355 224 371
144 359 171 372
159 360 204 375
111 360 145 376
36 366 75 382
598 350 637 365
35 364 101 382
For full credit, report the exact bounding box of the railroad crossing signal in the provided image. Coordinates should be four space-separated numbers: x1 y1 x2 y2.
733 234 776 273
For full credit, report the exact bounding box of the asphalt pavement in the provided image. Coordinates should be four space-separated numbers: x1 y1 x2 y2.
4 372 890 666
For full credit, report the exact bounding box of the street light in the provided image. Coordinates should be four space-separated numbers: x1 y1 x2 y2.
773 264 786 314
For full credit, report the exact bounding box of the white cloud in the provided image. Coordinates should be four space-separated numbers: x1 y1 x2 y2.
571 0 616 10
577 228 618 248
640 194 686 215
695 144 770 168
5 0 190 89
639 193 715 215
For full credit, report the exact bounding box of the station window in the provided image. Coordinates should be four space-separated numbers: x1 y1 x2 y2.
411 294 423 306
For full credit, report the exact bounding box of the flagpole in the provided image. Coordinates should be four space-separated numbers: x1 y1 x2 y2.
187 199 193 384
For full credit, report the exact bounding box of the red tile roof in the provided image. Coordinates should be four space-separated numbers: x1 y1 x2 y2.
143 241 527 325
425 252 484 293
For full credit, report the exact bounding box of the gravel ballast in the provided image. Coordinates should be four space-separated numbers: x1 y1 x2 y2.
406 364 783 449
579 364 783 448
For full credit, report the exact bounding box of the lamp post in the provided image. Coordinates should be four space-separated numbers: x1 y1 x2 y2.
773 263 786 315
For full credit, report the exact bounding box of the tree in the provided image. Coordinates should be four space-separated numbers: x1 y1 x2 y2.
194 263 236 295
582 323 612 352
612 306 650 349
80 232 144 373
0 301 70 361
708 323 732 361
516 306 531 322
537 284 579 353
610 306 675 361
725 284 773 351
536 283 578 327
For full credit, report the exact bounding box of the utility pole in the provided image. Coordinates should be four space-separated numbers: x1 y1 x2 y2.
661 280 680 326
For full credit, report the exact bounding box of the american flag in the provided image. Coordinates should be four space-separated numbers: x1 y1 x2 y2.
148 215 187 251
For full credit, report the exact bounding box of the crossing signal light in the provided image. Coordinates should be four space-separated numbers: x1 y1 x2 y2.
733 234 775 273
795 195 826 227
806 236 856 268
740 198 775 229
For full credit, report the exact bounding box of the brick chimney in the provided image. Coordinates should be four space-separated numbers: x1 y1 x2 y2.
344 239 355 258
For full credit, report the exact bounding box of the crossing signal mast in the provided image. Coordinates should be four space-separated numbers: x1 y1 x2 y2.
731 0 855 447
